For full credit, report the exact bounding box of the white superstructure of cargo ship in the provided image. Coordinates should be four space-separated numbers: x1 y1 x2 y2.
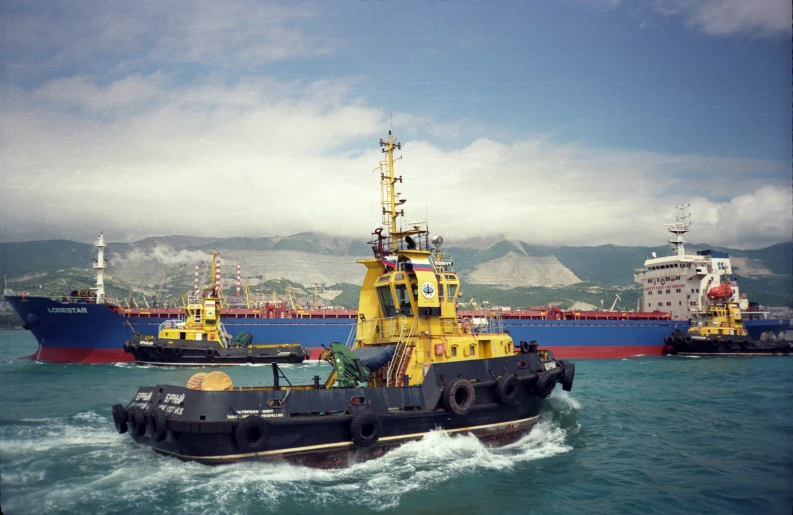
634 205 749 321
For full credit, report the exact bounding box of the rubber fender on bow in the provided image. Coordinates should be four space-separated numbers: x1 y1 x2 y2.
350 413 382 448
205 348 215 358
126 405 146 437
155 344 165 354
148 407 168 442
443 378 476 415
495 375 520 405
112 404 128 434
533 369 560 398
233 416 270 453
559 360 575 392
173 346 183 356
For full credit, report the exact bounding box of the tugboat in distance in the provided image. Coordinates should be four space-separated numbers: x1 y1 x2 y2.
664 275 792 357
123 253 309 366
111 132 575 467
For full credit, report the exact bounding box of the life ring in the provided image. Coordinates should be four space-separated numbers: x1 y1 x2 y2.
350 413 381 448
173 347 183 356
205 348 215 358
148 407 168 442
234 416 270 453
127 405 146 437
155 344 165 354
461 317 472 331
495 375 519 405
533 370 558 398
112 404 128 434
443 378 475 415
560 360 575 392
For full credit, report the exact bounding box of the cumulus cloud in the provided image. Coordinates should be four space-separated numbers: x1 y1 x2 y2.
1 75 789 249
654 0 792 37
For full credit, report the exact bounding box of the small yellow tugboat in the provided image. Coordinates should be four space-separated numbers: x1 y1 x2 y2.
111 132 575 467
123 260 309 366
664 278 792 356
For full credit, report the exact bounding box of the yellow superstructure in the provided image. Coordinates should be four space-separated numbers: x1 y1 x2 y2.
689 301 747 338
329 132 515 388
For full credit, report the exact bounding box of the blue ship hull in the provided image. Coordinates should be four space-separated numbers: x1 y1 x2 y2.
5 295 788 362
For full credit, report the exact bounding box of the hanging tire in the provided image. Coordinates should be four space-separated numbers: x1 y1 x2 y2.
520 341 531 354
112 404 128 434
443 378 475 415
350 413 381 448
205 348 215 358
533 371 557 398
173 347 183 356
234 416 270 453
664 336 672 346
495 375 519 405
128 342 139 353
148 407 168 442
155 344 165 354
560 361 575 392
123 341 132 353
127 406 146 437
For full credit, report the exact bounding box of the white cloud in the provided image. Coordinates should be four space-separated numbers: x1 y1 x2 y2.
1 75 789 250
654 0 791 37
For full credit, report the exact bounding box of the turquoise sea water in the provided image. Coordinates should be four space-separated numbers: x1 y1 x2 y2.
1 331 791 515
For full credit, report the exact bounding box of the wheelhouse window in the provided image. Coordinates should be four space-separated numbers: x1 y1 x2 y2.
447 283 458 301
394 284 413 316
377 286 397 317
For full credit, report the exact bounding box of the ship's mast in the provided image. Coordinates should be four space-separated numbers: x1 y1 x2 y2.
665 204 690 257
92 233 107 304
380 131 403 239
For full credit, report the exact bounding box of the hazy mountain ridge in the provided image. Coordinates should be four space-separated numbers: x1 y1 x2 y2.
1 235 790 307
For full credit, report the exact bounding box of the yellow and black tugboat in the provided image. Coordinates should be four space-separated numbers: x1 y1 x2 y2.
123 259 309 366
111 132 575 467
664 278 792 357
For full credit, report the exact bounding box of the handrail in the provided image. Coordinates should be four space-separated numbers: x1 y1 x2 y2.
386 316 418 387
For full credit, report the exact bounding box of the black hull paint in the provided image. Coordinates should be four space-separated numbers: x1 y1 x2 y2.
116 352 573 467
664 330 793 357
124 337 308 366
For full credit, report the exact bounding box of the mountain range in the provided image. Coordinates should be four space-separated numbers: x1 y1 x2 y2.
1 233 791 310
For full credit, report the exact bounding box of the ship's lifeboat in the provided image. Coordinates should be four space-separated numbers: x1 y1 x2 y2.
708 284 733 300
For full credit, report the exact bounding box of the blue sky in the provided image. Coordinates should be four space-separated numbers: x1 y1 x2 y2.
2 0 791 249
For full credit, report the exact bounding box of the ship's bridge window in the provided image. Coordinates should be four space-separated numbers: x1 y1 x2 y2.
395 284 413 316
448 283 458 301
377 286 397 317
445 274 456 280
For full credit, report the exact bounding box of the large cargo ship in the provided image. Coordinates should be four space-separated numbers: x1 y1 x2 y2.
4 213 787 363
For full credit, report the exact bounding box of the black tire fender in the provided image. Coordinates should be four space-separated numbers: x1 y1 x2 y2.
350 413 381 448
533 370 558 398
520 341 531 354
205 348 215 358
148 407 168 442
112 404 128 434
173 347 183 356
495 375 519 405
560 360 575 392
443 378 476 415
234 416 270 453
123 340 132 353
127 405 146 437
155 344 165 354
